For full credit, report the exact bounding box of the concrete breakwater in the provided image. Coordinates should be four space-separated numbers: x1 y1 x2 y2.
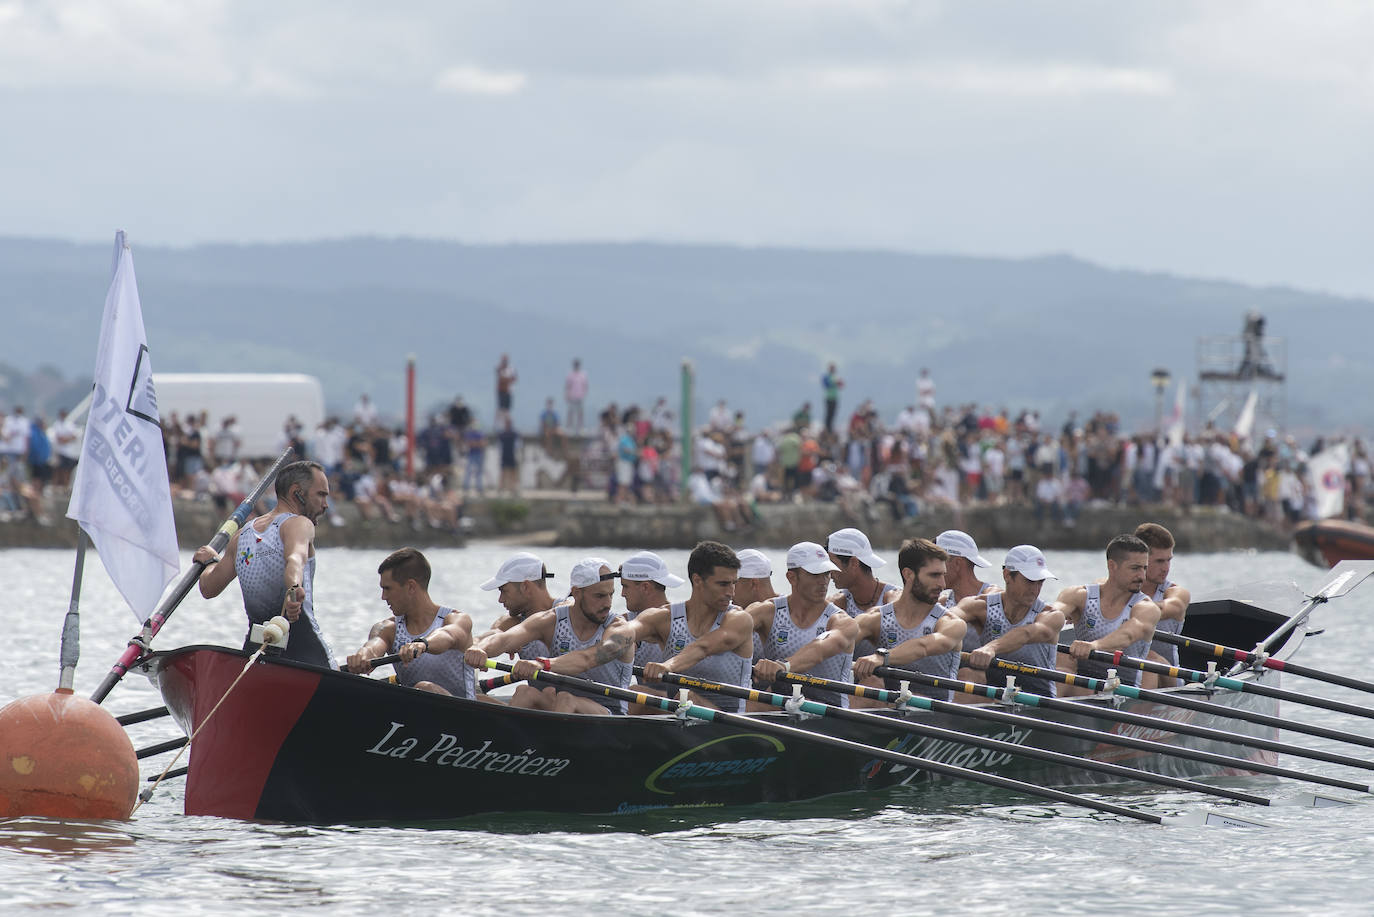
1 491 1296 556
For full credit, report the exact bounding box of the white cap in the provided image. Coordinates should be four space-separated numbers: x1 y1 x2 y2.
827 527 886 569
936 530 992 568
736 549 773 579
1003 545 1056 582
787 542 841 575
620 551 686 588
570 557 617 588
480 552 549 591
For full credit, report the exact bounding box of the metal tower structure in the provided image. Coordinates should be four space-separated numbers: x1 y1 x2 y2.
1196 312 1286 436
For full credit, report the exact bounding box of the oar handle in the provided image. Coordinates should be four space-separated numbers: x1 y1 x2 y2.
337 653 403 673
92 447 295 704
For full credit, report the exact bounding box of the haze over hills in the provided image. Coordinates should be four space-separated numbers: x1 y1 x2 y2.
0 236 1366 437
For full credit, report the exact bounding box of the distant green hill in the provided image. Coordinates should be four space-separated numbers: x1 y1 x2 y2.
0 236 1364 436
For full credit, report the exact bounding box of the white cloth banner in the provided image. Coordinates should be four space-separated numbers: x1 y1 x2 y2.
66 232 180 622
1308 442 1350 521
1166 380 1187 448
1234 388 1258 445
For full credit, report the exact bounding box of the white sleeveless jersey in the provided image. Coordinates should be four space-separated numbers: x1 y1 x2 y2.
761 596 851 708
847 582 902 658
1072 584 1151 687
953 582 997 653
553 603 631 713
874 602 960 701
394 608 475 699
1149 580 1182 666
235 514 332 667
656 602 752 713
980 593 1057 698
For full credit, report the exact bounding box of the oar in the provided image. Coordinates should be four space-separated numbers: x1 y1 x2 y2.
652 670 1275 806
338 653 403 673
966 655 1374 757
485 661 1255 826
116 705 169 726
1060 644 1374 723
766 668 1372 794
91 447 295 704
1252 560 1374 660
1156 631 1374 697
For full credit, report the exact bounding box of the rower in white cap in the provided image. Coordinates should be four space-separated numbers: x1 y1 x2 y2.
935 529 1001 656
748 542 858 708
617 550 686 668
465 557 635 713
826 527 901 618
952 544 1065 700
473 552 560 661
734 548 779 664
630 541 754 712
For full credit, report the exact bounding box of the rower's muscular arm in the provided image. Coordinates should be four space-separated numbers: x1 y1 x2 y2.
464 611 554 669
549 622 635 676
195 530 241 598
979 607 1066 664
1157 585 1190 623
650 610 753 680
1085 599 1162 653
346 618 396 673
426 612 474 655
888 611 966 666
1053 586 1087 625
786 611 858 672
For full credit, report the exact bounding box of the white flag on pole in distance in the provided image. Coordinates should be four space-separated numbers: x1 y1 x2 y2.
1308 442 1350 521
66 231 180 622
1166 380 1187 447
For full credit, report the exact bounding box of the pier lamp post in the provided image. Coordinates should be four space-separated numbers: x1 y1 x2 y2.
1150 368 1171 435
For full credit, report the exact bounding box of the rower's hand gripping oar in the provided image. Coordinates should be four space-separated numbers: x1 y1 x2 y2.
90 447 295 704
483 660 1259 827
338 653 403 673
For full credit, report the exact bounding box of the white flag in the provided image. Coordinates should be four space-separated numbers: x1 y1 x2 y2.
1234 387 1258 445
1308 442 1350 520
66 232 180 622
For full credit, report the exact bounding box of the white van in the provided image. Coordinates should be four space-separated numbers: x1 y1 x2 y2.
152 373 326 458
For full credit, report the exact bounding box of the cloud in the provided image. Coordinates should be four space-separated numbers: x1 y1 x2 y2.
434 65 527 96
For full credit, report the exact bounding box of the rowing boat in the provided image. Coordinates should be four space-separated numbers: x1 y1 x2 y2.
139 594 1303 824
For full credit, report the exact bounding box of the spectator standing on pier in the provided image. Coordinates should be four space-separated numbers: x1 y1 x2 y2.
496 354 517 422
497 416 521 496
564 358 588 435
917 368 936 413
822 363 843 434
49 409 80 488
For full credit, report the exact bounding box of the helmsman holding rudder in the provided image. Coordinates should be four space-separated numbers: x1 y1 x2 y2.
194 460 335 667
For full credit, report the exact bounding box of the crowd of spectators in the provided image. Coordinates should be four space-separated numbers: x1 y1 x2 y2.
2 360 1367 535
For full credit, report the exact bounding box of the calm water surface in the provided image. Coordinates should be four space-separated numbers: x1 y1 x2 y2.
2 541 1373 915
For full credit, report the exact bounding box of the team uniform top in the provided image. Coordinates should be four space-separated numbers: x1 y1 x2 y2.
979 593 1057 698
1072 584 1151 687
235 513 333 667
872 602 960 701
394 607 475 699
758 596 852 708
552 604 631 714
845 583 902 658
1148 580 1182 667
649 602 752 714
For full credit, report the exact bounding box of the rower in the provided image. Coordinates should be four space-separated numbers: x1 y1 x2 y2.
954 544 1065 699
345 547 475 698
1135 522 1191 689
935 529 1001 657
826 527 900 661
475 552 560 660
465 558 634 714
618 550 686 668
851 538 966 703
733 548 778 664
1056 534 1162 698
748 542 859 708
632 541 754 712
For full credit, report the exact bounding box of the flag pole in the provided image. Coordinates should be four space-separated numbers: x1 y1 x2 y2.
57 531 89 692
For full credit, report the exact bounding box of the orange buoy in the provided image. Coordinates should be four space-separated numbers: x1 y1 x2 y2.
0 689 138 820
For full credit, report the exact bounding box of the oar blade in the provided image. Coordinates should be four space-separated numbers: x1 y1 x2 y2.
1317 560 1374 599
1163 809 1271 829
1272 792 1362 809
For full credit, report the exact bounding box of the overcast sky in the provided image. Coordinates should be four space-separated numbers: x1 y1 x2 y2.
3 1 1373 298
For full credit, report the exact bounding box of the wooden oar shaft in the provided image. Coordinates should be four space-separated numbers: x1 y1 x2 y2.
91 447 295 704
1156 631 1374 696
779 669 1373 791
982 656 1374 756
1062 644 1374 722
486 661 1164 823
661 672 1270 805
